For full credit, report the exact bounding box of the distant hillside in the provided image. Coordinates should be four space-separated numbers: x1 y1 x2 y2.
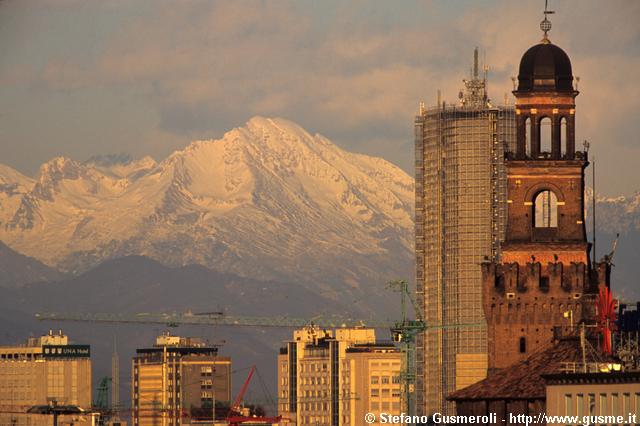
0 255 397 403
0 241 65 288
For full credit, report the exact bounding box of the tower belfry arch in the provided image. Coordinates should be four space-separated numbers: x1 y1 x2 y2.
480 6 612 372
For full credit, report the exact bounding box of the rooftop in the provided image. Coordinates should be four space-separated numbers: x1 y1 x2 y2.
448 337 614 401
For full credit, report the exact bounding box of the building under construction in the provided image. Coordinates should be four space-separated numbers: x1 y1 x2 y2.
414 49 516 415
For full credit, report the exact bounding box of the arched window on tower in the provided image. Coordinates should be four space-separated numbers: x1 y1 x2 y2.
525 117 531 157
560 117 567 158
534 190 558 228
540 117 552 156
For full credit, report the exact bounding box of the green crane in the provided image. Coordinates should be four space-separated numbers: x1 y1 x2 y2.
387 280 427 419
94 377 111 426
35 311 393 329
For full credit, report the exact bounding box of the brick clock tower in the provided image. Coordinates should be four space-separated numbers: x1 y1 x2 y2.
482 21 611 371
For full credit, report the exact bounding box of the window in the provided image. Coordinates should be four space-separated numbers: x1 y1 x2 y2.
599 394 607 415
371 376 379 385
588 394 595 416
371 389 379 397
534 190 558 228
381 376 390 384
560 117 567 156
525 117 531 156
519 337 526 353
565 394 573 416
576 394 584 417
540 117 552 154
539 276 550 290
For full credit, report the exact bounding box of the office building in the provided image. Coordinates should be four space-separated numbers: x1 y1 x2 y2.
277 327 402 426
132 333 231 426
0 330 92 426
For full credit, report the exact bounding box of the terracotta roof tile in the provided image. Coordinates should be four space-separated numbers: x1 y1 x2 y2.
448 338 589 401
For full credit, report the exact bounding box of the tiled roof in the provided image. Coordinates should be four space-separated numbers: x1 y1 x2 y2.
448 338 587 401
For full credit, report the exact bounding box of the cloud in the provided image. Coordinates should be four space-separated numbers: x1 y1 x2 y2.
0 0 639 195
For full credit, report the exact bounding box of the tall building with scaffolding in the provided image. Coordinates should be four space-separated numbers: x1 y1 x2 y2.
414 48 516 415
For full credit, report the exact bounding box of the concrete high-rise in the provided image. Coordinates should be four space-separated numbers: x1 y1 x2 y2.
132 333 231 426
0 330 93 426
414 49 516 415
277 327 402 426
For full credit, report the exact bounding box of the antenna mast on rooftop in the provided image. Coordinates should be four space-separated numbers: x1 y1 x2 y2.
112 337 120 417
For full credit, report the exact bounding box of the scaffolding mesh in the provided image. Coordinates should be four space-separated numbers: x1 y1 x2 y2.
414 103 516 415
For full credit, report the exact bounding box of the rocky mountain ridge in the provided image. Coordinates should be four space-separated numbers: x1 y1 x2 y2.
0 117 415 294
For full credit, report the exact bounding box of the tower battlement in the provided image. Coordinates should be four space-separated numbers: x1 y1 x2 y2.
482 258 609 372
483 260 597 299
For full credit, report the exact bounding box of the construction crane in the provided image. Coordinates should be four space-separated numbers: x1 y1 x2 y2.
226 365 283 425
94 377 111 417
387 279 426 419
36 287 481 420
35 311 392 329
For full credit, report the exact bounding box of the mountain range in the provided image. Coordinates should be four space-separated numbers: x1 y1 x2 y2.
0 117 414 298
585 190 640 301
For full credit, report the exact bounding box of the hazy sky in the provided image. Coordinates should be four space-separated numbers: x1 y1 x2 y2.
0 0 638 196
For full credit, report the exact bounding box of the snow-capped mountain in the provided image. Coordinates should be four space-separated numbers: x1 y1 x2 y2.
0 117 414 293
586 189 640 233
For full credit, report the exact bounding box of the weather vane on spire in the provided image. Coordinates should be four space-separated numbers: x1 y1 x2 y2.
540 0 554 43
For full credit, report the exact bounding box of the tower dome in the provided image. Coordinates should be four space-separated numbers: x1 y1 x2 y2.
516 42 574 92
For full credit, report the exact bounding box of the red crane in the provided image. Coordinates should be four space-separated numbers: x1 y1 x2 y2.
226 365 282 426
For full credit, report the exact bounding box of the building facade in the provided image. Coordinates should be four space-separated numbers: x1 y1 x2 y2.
132 333 231 426
0 330 92 426
545 372 640 426
414 49 516 415
481 26 611 373
277 327 402 426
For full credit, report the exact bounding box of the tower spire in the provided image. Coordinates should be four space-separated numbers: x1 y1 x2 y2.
112 336 120 416
540 0 555 44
